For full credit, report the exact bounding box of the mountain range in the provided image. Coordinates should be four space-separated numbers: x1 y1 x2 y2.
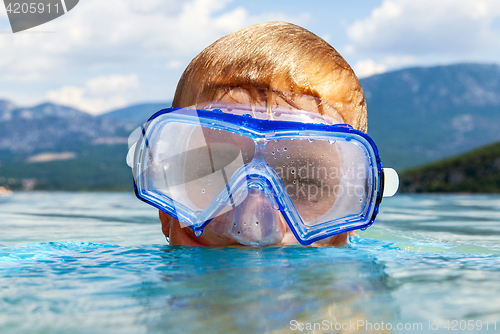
0 63 499 191
363 63 500 169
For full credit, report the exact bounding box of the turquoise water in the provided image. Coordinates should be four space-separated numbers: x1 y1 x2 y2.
1 192 500 333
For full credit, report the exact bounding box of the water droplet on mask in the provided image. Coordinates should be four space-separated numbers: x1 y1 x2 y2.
309 196 319 203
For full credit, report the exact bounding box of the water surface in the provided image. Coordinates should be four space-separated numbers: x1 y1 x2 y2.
1 192 500 333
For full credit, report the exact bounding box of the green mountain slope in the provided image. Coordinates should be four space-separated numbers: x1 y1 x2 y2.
0 144 131 191
399 141 500 193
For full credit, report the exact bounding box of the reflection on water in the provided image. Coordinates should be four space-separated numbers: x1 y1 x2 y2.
1 193 500 333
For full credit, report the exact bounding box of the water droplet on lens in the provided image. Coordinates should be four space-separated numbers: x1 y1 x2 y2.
194 230 202 237
201 189 205 193
283 147 288 151
309 196 319 203
291 169 295 174
272 151 275 155
308 139 315 143
286 155 290 159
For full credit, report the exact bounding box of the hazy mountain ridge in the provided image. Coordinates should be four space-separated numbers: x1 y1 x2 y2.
1 63 500 191
361 63 500 169
98 102 171 126
0 100 169 155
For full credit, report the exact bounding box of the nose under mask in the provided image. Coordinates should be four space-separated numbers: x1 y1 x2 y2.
227 188 286 246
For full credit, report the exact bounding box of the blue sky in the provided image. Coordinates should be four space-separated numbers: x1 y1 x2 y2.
1 0 500 114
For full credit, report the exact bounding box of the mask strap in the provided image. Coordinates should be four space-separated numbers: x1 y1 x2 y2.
382 168 399 197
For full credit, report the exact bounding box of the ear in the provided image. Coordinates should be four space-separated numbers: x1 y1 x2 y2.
159 210 171 238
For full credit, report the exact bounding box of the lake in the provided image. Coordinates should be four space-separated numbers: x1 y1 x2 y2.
1 192 500 333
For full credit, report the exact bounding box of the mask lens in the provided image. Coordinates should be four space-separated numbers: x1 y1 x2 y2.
184 126 255 209
135 117 254 223
265 137 371 226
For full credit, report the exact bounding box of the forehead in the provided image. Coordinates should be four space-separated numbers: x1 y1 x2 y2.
195 89 346 125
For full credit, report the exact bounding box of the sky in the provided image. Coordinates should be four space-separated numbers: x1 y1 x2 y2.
1 0 500 115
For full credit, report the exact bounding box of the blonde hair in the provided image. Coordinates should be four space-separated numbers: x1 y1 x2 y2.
173 21 367 132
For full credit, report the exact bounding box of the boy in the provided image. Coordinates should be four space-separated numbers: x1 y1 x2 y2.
128 22 396 246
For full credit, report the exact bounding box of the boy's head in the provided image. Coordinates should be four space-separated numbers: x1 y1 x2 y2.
159 21 368 246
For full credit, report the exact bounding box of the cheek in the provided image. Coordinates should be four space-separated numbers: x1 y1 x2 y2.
191 212 242 246
159 210 172 238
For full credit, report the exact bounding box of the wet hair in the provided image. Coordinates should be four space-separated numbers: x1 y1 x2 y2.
172 21 367 132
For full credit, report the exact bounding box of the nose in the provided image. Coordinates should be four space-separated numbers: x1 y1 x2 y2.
230 188 286 245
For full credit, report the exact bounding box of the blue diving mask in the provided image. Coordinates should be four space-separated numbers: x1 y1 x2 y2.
126 106 399 246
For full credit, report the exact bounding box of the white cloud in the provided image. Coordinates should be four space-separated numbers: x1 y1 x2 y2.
347 0 500 56
353 59 387 78
353 56 417 78
47 74 139 114
0 0 305 83
165 60 184 70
